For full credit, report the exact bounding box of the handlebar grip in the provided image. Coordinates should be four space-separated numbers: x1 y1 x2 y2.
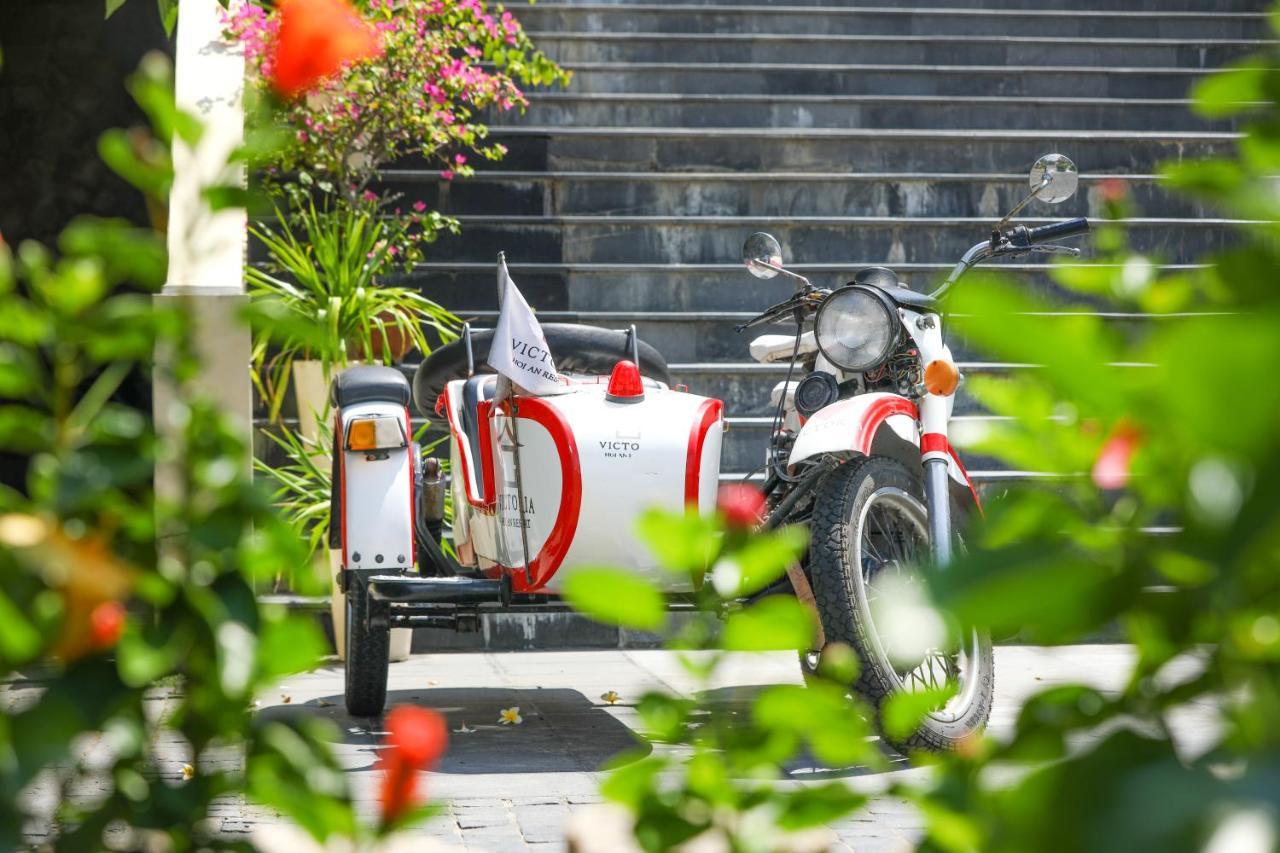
1026 217 1090 243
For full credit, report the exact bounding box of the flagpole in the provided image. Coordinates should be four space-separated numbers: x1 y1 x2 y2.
496 251 535 586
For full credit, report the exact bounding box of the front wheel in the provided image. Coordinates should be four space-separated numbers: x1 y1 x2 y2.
344 578 391 716
808 456 993 753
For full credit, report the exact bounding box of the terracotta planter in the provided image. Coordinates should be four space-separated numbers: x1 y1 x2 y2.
362 310 416 364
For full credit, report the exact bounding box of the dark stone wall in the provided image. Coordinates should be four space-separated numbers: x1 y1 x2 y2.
0 0 170 493
0 0 171 245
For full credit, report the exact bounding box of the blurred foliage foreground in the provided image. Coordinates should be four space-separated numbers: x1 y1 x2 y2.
561 19 1280 853
0 55 418 849
2 11 1280 853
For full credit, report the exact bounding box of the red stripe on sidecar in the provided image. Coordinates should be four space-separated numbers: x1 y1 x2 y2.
685 398 725 508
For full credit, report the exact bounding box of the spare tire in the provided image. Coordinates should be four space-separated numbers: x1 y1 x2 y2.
413 323 672 418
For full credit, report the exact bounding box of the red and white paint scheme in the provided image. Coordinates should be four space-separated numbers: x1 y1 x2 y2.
440 372 724 593
774 305 980 511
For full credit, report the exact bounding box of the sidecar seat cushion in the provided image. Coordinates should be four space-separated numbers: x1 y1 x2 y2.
331 365 411 409
414 323 671 417
460 375 497 502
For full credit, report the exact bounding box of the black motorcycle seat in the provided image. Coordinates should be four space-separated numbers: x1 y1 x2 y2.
330 365 411 409
414 323 670 417
852 266 937 311
883 285 937 311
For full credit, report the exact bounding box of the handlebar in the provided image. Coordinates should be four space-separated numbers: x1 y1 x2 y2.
929 216 1090 300
1025 217 1090 243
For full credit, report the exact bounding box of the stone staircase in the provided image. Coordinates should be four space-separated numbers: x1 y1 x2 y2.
389 0 1272 486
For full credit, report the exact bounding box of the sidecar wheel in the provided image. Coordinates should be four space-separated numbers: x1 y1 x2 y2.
344 580 390 717
809 456 994 754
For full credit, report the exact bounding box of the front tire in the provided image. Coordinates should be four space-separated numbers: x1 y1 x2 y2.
344 579 390 716
809 456 994 753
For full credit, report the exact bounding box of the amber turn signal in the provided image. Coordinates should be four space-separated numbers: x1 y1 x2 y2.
346 416 406 451
923 359 960 396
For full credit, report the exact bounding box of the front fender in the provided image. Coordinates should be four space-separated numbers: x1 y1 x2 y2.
788 393 980 510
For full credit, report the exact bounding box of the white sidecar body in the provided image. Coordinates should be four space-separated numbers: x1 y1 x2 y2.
439 367 724 593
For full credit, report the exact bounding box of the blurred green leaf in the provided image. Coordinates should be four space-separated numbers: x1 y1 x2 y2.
930 543 1133 643
636 508 720 575
0 589 43 663
721 597 813 651
882 684 957 743
717 526 808 598
1191 66 1268 118
562 566 666 630
776 783 866 830
600 753 667 809
255 610 326 682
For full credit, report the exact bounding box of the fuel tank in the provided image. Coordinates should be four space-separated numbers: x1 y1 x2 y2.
444 376 724 593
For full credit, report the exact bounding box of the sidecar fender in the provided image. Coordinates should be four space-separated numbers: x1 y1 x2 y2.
788 393 980 510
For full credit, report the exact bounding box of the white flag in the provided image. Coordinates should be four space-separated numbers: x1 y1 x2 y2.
488 255 564 395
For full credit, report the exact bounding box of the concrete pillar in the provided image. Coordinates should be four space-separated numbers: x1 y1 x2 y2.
156 0 252 465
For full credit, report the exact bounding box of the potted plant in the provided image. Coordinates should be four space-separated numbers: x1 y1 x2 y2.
248 193 457 439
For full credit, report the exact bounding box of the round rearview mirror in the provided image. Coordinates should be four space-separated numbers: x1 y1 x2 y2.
1029 153 1078 204
743 232 784 279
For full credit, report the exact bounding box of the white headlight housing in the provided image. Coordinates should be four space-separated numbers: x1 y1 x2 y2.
814 285 900 372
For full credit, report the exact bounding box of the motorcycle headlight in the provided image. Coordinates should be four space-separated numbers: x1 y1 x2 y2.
814 285 900 372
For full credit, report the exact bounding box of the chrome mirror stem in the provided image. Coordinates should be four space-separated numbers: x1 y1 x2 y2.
992 174 1050 236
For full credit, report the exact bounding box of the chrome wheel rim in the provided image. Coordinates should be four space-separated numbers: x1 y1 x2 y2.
853 487 980 724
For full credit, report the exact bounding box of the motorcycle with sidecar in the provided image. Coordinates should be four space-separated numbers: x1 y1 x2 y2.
330 153 1088 751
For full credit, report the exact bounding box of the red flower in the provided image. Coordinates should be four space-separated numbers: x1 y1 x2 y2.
89 600 125 649
270 0 382 99
378 706 448 827
1092 421 1143 490
717 485 766 530
1099 178 1129 204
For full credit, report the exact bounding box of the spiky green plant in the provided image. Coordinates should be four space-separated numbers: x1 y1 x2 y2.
247 197 458 422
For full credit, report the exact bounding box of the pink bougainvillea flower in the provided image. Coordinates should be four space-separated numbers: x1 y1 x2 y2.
377 706 448 827
440 169 455 180
1092 421 1143 490
270 0 383 99
717 484 766 530
412 201 427 212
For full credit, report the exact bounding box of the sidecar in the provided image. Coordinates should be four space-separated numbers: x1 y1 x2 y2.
330 324 724 715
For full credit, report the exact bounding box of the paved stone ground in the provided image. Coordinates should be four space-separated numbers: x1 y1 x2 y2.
238 645 1216 851
12 645 1218 851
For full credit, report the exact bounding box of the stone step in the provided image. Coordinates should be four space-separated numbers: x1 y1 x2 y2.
449 308 1195 367
517 5 1270 40
401 261 1208 313
426 214 1241 265
483 126 1238 174
529 32 1274 67
495 93 1233 132
385 171 1213 219
537 63 1219 99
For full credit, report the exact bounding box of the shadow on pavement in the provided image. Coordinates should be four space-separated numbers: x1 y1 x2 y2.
260 686 650 774
695 685 908 779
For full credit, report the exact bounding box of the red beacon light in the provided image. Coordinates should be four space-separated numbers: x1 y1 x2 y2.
605 360 645 403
